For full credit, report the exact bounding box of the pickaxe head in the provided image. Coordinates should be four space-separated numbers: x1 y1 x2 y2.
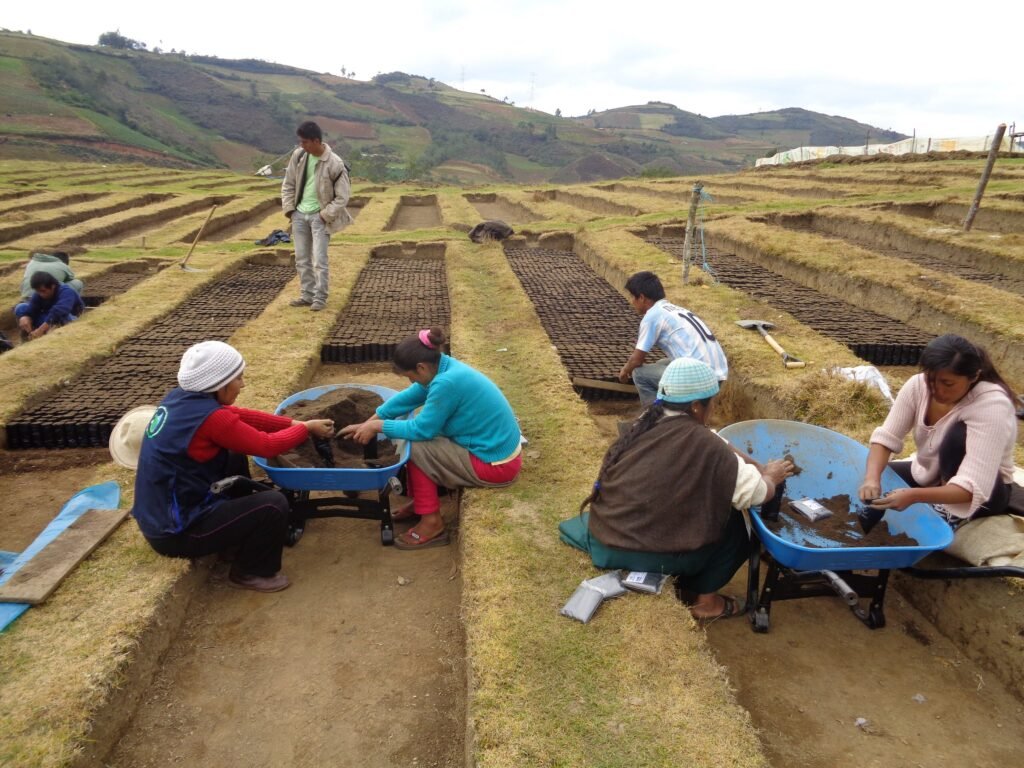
736 319 775 332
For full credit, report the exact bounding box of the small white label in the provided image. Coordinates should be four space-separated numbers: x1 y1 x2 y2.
625 572 649 584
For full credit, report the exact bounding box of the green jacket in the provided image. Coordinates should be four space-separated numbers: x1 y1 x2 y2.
21 254 83 299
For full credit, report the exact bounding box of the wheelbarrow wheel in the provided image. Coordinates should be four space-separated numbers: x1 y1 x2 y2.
752 607 770 633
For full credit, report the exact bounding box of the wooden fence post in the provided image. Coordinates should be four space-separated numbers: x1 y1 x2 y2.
682 182 704 284
963 123 1007 232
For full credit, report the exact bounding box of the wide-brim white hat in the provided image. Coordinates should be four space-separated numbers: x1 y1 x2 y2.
108 405 158 470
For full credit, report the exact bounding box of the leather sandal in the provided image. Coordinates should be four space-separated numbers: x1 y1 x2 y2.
393 528 450 550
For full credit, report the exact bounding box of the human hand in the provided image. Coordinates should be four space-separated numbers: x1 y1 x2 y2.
339 419 381 445
304 419 335 439
617 365 631 384
867 488 915 511
18 316 32 332
858 478 882 503
762 459 794 485
29 328 45 340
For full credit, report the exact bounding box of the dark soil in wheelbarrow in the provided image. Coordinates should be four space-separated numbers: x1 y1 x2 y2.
272 386 399 469
766 493 918 548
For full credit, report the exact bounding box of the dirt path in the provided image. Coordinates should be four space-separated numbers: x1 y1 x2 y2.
705 564 1024 766
105 363 466 768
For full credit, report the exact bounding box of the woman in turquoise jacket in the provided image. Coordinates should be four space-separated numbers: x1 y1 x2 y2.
341 327 522 549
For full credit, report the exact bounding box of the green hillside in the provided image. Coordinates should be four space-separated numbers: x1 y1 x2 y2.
0 30 907 182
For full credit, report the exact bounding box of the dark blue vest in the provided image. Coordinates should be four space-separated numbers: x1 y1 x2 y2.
132 388 228 538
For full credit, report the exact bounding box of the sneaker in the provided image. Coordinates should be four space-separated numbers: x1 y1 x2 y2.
228 570 291 592
289 298 312 307
310 300 326 312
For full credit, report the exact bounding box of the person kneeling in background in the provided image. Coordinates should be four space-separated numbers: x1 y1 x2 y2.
15 271 85 341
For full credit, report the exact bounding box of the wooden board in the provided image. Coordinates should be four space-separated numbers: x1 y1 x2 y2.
0 508 128 604
571 376 639 394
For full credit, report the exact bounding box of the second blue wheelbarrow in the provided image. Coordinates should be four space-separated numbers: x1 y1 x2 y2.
718 420 954 632
253 384 411 546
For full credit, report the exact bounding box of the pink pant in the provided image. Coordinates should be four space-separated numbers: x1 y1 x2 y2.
408 454 522 515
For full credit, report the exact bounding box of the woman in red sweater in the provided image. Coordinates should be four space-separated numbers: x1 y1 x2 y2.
125 341 334 592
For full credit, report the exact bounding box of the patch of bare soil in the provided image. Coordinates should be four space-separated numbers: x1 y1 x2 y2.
105 363 465 768
386 198 442 231
468 198 536 226
706 568 1024 768
0 448 110 551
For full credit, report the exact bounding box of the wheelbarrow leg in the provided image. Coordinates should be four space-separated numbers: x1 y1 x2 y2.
286 490 309 547
751 556 778 633
745 535 762 628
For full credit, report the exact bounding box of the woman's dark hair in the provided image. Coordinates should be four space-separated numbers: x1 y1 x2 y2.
578 397 712 513
919 334 1015 401
624 271 665 302
392 327 446 372
30 271 59 290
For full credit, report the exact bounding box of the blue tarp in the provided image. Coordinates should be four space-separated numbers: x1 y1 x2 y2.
0 481 121 632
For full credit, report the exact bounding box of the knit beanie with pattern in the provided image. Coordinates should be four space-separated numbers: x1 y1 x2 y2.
657 357 720 403
177 341 245 392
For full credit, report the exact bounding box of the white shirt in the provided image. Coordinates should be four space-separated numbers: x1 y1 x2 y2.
636 299 729 380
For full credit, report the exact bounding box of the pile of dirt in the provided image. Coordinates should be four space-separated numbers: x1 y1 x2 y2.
765 493 919 548
273 387 399 469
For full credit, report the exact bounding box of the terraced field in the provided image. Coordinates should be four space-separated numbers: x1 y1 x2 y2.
1 154 1022 768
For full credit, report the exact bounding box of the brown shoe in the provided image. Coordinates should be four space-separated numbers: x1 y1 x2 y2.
228 570 291 592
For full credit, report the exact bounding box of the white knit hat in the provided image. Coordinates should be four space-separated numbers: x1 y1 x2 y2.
657 357 720 403
177 341 245 392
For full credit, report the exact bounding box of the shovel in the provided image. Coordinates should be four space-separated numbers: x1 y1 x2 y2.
736 320 805 368
179 205 217 272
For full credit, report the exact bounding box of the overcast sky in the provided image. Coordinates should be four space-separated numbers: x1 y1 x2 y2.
4 1 1020 139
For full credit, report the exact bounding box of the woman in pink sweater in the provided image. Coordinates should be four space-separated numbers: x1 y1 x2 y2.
859 335 1017 521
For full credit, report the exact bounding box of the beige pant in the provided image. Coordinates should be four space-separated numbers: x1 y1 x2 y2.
410 436 517 489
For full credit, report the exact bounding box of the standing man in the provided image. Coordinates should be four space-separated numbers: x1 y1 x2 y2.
280 121 353 312
618 270 728 405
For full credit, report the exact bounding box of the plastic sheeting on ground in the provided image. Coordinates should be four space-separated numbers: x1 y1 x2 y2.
756 133 1021 166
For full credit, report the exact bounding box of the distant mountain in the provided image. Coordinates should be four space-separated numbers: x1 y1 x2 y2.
0 31 908 182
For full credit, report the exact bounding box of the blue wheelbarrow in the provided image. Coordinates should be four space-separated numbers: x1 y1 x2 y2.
718 420 954 632
253 384 410 546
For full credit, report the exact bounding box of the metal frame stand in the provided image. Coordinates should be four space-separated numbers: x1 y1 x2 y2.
283 475 403 547
745 534 890 633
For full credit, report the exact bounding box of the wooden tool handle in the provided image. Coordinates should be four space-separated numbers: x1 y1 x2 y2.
763 333 788 356
181 205 218 266
571 377 638 394
784 361 806 369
